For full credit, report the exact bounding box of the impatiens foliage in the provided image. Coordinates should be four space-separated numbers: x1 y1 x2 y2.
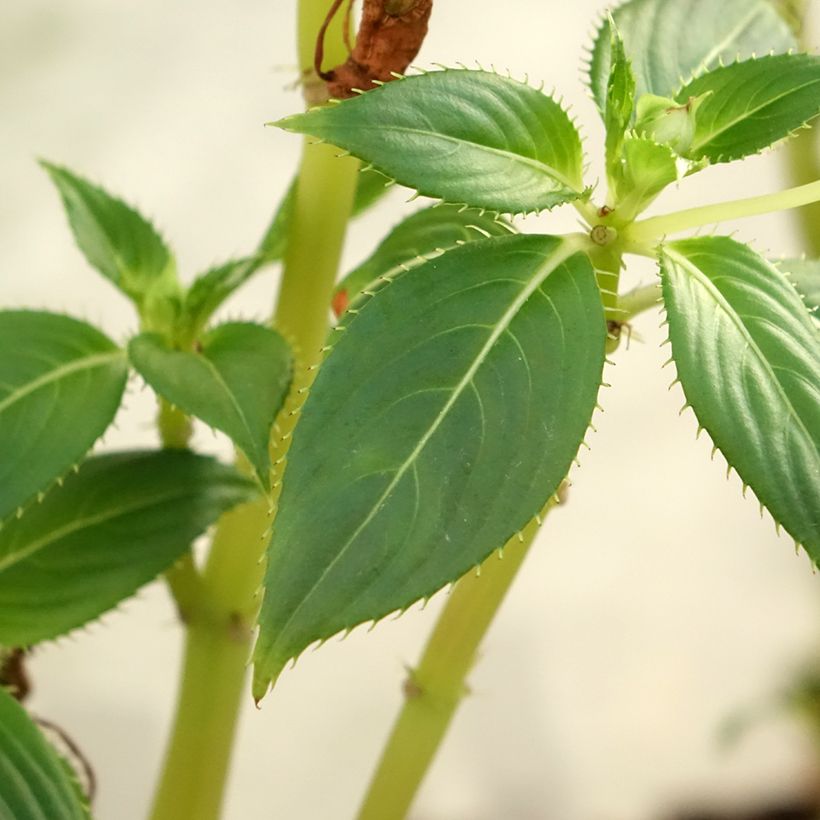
3 0 820 812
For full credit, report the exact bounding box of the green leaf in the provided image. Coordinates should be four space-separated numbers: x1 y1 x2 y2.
589 0 796 111
333 205 513 314
253 234 606 697
41 162 181 322
0 311 128 522
604 24 637 183
0 687 90 819
776 258 820 316
660 237 820 554
675 53 820 163
0 450 256 645
182 257 262 338
612 136 678 219
275 69 587 215
129 324 292 486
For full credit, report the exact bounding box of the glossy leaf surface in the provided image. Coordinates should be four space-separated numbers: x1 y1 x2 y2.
0 687 89 820
0 311 127 522
676 54 820 163
0 450 256 645
661 237 820 554
253 234 606 697
334 205 512 314
129 324 292 486
276 69 587 215
589 0 795 110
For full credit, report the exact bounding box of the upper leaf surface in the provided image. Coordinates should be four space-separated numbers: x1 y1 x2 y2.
253 234 606 698
676 53 820 163
0 311 128 522
129 324 292 487
0 687 90 819
41 162 179 313
0 450 256 645
660 237 820 553
276 69 587 215
588 0 796 111
777 258 820 316
334 205 513 314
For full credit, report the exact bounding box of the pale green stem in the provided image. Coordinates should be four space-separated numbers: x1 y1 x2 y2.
618 283 663 322
356 511 550 820
148 3 356 818
785 7 820 258
624 179 820 246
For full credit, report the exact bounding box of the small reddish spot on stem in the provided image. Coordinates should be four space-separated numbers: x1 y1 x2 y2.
332 289 349 317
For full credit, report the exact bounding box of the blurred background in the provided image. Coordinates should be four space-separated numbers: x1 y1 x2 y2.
2 1 820 818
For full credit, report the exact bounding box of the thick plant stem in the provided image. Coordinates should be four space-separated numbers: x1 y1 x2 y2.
148 3 357 817
357 513 548 820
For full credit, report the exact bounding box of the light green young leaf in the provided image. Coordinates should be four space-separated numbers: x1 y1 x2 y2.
275 69 587 215
333 205 513 315
0 688 90 819
588 0 796 111
776 258 820 315
612 136 678 219
129 324 292 486
660 237 820 554
253 234 606 698
0 450 256 645
604 24 637 183
675 53 820 163
0 311 128 522
41 162 181 323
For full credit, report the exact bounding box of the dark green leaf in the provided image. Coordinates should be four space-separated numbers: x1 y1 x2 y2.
275 69 587 215
0 450 256 645
0 687 90 819
589 0 796 111
675 53 820 163
0 311 128 522
333 205 513 314
129 324 292 486
604 24 637 183
776 258 820 315
41 162 181 322
253 234 606 697
660 237 820 554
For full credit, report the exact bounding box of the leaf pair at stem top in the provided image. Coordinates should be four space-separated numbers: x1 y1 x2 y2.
251 0 820 698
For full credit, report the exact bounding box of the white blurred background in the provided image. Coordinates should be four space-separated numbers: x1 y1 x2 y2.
2 1 820 818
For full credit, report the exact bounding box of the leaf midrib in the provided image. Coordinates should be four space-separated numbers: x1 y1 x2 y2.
274 238 582 642
0 350 124 416
665 248 817 454
688 68 820 153
340 124 583 195
0 487 201 574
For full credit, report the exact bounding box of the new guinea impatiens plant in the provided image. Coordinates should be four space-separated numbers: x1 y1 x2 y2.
1 0 819 818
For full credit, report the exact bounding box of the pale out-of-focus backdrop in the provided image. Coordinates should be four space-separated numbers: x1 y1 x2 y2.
2 2 819 818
